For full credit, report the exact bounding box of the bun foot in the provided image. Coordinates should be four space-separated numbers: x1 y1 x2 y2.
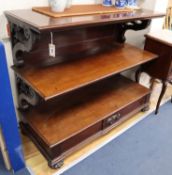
48 160 64 169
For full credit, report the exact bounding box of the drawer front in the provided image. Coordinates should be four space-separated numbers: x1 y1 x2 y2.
51 94 150 158
103 96 148 130
59 121 102 153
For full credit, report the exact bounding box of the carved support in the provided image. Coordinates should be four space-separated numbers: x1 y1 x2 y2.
117 19 151 43
16 77 40 110
10 23 39 66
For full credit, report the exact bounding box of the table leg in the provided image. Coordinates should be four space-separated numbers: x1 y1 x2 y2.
155 80 168 115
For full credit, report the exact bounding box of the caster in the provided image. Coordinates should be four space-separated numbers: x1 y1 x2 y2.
141 106 150 112
49 160 64 169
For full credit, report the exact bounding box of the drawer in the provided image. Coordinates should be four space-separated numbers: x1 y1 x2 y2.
103 96 148 130
59 121 102 153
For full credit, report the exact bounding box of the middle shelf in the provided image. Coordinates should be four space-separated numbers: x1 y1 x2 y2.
13 43 157 100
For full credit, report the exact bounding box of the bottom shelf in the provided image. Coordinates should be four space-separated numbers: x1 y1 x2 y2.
20 75 151 168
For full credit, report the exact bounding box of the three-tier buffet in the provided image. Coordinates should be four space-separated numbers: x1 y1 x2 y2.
5 6 164 169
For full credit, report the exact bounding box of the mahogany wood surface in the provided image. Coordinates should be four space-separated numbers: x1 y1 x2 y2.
32 5 133 18
22 75 150 147
20 93 149 164
5 9 164 32
145 30 172 47
13 44 157 100
19 25 120 67
5 6 165 168
143 37 172 80
137 32 172 114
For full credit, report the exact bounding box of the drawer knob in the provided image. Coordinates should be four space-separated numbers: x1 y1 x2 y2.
106 113 121 125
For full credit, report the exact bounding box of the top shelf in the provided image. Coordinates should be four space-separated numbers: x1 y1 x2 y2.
13 44 157 100
5 8 165 32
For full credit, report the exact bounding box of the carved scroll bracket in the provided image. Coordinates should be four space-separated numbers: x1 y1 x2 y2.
16 76 41 110
117 19 151 43
10 23 39 66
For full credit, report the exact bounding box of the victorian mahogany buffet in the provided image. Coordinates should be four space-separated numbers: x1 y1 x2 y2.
5 8 164 169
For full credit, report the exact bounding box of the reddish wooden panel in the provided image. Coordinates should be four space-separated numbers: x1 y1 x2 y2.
5 9 164 32
22 75 150 147
13 44 157 100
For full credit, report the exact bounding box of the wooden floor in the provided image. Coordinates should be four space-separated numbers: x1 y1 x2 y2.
21 73 172 175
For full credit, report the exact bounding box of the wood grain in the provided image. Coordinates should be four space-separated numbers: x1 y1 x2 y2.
13 44 157 100
5 5 165 170
20 25 119 67
32 5 133 18
143 35 172 81
138 33 172 114
22 75 150 147
5 9 165 32
22 80 172 175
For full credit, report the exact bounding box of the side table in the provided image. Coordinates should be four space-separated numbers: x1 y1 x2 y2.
136 29 172 114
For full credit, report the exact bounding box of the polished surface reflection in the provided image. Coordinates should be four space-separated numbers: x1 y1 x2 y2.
5 9 164 31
